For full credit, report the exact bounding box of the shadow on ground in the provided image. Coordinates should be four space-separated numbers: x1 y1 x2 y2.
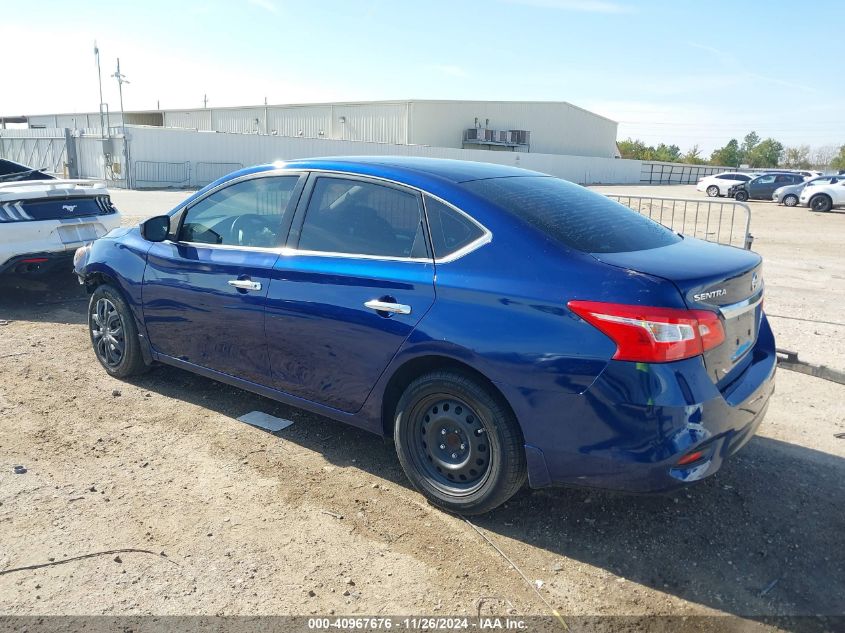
123 360 845 623
0 270 87 325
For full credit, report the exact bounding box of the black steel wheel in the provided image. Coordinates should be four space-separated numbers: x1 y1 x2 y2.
394 370 526 514
88 284 148 378
735 190 749 202
810 194 832 212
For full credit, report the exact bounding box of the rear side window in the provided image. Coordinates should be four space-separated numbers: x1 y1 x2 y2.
298 177 427 258
736 175 751 181
424 196 486 259
461 176 680 253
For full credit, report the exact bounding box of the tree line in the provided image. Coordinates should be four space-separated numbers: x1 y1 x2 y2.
618 133 845 170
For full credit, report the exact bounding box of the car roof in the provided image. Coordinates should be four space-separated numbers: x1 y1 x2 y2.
233 156 548 185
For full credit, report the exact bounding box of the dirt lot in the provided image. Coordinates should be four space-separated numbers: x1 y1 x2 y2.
0 185 843 626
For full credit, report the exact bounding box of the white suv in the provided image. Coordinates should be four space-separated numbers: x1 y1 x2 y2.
799 179 845 212
696 172 755 197
0 166 122 275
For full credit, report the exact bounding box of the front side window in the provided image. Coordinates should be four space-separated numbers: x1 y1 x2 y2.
179 176 299 247
424 196 486 259
298 177 427 258
462 176 680 253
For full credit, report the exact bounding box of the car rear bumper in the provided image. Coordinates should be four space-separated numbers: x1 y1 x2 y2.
0 250 75 275
502 315 777 493
0 214 121 274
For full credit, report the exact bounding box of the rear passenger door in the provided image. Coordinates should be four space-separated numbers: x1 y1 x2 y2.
264 174 436 413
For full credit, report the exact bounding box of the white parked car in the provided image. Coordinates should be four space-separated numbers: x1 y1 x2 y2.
696 172 755 197
0 160 121 276
799 179 845 212
773 175 843 207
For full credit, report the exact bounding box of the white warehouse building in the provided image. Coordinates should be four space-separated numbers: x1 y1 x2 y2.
22 99 620 159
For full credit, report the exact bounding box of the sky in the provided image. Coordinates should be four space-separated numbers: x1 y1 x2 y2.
2 0 843 154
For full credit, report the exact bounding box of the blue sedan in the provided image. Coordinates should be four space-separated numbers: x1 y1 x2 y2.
74 157 775 514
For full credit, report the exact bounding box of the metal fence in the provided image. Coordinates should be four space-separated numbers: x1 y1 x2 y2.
640 162 730 185
193 161 243 187
133 161 190 187
605 194 753 250
0 129 68 176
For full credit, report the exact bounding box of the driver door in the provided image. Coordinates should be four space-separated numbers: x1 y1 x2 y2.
142 173 304 385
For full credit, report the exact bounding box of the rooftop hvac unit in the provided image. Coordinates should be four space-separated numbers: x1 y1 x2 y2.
497 130 510 143
464 127 479 141
480 128 494 141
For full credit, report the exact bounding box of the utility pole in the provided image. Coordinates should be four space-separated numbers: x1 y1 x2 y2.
203 94 209 108
111 58 131 188
94 41 106 137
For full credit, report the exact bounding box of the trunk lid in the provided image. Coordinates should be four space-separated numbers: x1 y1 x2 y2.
592 237 763 388
0 180 116 222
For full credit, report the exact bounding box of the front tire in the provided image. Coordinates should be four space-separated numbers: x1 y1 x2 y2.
88 284 147 378
706 185 720 197
809 194 833 212
393 370 526 515
734 190 749 202
783 194 799 207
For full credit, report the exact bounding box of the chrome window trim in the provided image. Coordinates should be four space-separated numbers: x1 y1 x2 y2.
718 287 764 320
167 166 493 264
420 192 492 264
168 240 282 254
279 247 430 264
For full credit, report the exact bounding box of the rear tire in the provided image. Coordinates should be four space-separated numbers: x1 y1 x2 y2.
88 284 148 378
734 190 749 202
809 194 832 212
783 194 799 207
393 370 526 515
706 185 720 197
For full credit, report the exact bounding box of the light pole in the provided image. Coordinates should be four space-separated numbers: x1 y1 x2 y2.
111 58 131 188
94 41 106 136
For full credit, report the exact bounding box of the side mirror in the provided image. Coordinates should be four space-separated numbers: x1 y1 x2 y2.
141 215 170 242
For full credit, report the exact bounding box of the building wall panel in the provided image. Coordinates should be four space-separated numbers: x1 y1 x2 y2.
409 101 618 157
121 125 640 188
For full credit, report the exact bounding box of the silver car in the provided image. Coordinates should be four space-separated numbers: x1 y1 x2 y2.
773 175 842 206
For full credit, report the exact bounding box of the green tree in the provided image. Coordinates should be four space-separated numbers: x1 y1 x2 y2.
617 138 649 160
782 145 811 169
746 138 784 168
741 131 760 158
681 145 706 164
710 139 740 167
831 145 845 171
652 143 681 162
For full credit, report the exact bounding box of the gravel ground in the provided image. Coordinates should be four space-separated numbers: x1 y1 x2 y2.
0 184 843 627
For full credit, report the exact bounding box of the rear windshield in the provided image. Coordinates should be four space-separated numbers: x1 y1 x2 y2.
461 176 681 253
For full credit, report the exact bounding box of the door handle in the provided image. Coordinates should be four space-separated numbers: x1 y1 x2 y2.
228 279 262 291
364 300 411 315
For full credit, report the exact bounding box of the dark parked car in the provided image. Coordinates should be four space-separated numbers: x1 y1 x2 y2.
730 173 805 201
74 157 775 514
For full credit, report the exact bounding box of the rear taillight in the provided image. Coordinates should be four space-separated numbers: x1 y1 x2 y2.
568 301 725 363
